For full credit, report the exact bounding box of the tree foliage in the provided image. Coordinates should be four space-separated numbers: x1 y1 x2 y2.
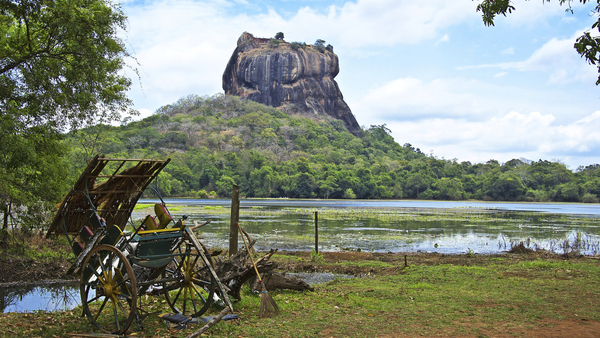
476 0 600 84
0 0 135 231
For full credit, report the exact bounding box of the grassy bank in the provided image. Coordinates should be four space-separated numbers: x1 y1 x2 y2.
1 251 600 337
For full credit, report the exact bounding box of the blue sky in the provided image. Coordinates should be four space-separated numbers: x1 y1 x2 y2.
119 0 600 169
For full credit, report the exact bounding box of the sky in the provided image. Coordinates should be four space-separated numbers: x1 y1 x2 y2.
119 0 600 170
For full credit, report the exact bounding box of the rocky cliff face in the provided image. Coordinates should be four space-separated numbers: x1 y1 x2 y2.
222 33 361 136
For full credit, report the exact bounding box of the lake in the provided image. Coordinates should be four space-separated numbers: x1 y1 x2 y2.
135 199 600 255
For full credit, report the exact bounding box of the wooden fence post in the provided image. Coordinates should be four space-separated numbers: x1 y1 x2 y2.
229 184 240 256
314 211 318 253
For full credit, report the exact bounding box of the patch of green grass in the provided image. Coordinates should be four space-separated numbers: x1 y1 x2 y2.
4 235 75 263
133 203 153 210
519 260 569 270
2 253 600 337
310 249 323 263
203 206 224 210
334 260 396 269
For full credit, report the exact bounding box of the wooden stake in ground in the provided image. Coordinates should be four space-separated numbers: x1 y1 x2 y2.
237 223 280 318
229 185 240 256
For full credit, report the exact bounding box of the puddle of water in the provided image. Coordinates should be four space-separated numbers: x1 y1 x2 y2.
1 283 80 313
287 272 356 285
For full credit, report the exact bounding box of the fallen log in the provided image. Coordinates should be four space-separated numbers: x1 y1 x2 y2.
250 272 314 292
213 240 313 299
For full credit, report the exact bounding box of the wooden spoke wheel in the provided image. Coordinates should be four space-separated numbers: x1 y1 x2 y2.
162 241 215 317
80 244 137 335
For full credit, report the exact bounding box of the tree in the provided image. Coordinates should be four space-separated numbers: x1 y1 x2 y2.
319 175 339 199
314 39 326 52
275 32 284 40
1 0 134 128
1 0 135 231
292 173 314 198
476 0 600 84
216 175 235 197
553 182 582 201
343 188 356 199
483 171 527 200
435 177 466 200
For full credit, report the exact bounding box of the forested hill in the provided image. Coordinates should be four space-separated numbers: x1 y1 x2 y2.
66 94 600 202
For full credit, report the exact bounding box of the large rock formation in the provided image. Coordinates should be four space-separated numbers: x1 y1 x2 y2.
222 33 361 136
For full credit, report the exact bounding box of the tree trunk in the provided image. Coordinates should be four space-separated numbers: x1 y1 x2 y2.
2 202 10 230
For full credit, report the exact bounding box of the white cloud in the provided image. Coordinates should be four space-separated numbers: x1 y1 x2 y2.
285 1 478 47
351 77 563 123
501 47 514 55
491 0 584 27
458 31 596 84
384 110 600 168
137 108 154 120
353 78 484 121
436 34 449 45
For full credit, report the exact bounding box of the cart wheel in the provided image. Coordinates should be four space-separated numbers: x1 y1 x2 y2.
80 244 137 334
162 241 215 317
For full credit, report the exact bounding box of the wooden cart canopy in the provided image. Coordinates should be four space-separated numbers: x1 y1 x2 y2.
47 155 171 237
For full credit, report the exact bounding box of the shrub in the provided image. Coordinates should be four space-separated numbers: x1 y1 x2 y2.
343 188 356 199
582 193 599 203
311 249 323 263
198 189 208 199
268 39 280 49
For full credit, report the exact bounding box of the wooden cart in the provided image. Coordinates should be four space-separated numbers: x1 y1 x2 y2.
47 156 233 334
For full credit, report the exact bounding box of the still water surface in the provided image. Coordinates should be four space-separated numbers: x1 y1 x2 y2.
137 199 600 255
1 283 79 313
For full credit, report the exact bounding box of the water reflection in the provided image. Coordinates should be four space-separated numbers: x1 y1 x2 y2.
133 199 600 255
1 283 79 313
